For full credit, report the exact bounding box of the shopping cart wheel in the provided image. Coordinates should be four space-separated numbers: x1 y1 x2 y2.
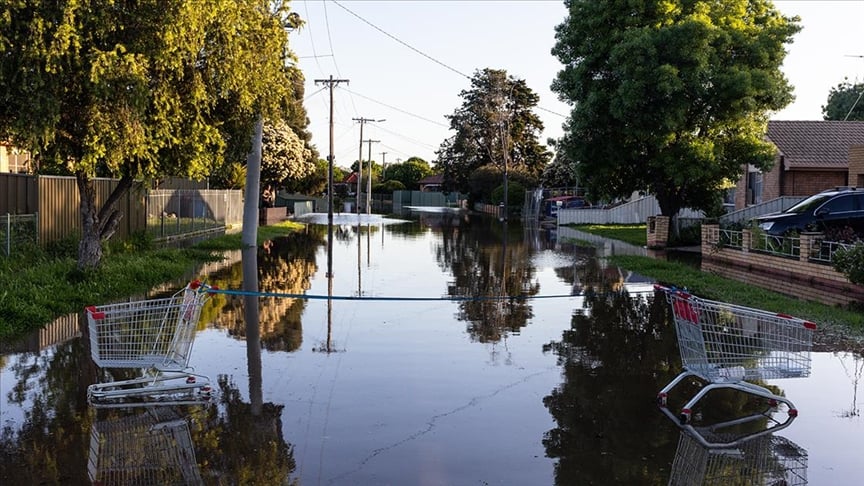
657 393 668 407
788 408 798 418
186 376 197 384
679 409 692 424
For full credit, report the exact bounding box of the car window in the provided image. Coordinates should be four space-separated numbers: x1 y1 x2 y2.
823 195 855 213
785 194 832 214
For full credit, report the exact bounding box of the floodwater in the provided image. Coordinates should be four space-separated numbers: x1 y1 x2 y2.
1 213 863 485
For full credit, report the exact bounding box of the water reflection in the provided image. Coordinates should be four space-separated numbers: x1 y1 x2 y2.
89 407 202 485
204 227 325 352
541 280 681 484
4 216 864 484
668 430 808 485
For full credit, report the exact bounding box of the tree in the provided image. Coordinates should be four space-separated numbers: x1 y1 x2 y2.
261 119 314 190
436 68 551 203
823 80 864 121
0 0 299 269
552 0 800 218
384 156 432 190
541 137 580 189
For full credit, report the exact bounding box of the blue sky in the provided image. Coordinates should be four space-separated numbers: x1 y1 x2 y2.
291 0 864 167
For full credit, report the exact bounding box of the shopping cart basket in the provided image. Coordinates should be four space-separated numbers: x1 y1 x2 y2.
668 429 808 486
88 407 203 485
86 280 214 408
655 285 816 434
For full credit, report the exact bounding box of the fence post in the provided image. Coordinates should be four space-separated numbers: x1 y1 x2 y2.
5 213 9 257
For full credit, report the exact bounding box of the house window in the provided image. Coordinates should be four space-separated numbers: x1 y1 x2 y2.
747 171 763 205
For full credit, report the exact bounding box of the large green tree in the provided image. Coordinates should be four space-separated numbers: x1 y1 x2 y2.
0 0 299 269
384 156 432 190
823 80 864 121
436 68 551 202
552 0 800 218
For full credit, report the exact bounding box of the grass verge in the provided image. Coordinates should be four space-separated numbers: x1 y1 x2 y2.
610 254 864 329
569 224 647 247
0 222 303 340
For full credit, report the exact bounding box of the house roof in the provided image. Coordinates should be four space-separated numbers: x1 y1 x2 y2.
418 174 443 185
767 120 864 170
344 172 359 184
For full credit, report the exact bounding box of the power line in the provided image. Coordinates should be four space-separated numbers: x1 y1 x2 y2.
301 0 326 76
375 124 437 150
331 0 471 80
343 88 449 127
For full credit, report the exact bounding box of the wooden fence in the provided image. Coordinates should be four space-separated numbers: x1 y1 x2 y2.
1 174 241 246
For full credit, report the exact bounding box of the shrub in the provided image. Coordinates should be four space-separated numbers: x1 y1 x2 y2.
832 242 864 285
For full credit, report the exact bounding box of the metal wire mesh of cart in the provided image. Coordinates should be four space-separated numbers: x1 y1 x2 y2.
662 288 816 382
87 408 203 486
668 430 808 486
86 281 210 371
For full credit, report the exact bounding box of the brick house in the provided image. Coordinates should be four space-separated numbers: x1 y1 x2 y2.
418 174 443 192
734 120 864 210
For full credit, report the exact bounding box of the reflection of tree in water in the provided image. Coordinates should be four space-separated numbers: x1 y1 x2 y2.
203 229 324 352
436 217 539 343
542 283 684 484
192 376 296 485
0 338 93 484
542 270 795 484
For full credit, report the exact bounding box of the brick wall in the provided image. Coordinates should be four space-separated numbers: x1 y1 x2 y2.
701 224 864 306
785 170 847 196
849 145 864 187
762 159 782 201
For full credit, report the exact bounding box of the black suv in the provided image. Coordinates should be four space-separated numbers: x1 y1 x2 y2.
753 187 864 237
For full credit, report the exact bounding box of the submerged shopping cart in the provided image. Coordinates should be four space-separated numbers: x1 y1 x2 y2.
668 429 808 486
655 285 816 446
88 407 203 485
86 280 214 408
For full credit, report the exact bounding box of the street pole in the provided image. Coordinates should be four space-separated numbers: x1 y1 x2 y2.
380 152 387 180
365 139 380 214
315 76 349 277
352 117 385 214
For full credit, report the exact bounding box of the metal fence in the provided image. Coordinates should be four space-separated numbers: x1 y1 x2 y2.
557 195 704 225
719 196 805 226
146 190 243 240
1 213 38 257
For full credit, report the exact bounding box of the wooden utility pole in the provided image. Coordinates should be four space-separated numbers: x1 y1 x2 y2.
364 139 380 214
380 152 388 180
352 117 384 214
315 76 349 277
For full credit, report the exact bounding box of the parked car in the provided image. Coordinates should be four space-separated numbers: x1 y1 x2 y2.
752 187 864 237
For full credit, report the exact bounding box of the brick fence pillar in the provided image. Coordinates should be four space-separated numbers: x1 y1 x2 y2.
742 229 751 253
799 232 821 262
702 223 719 254
647 215 670 249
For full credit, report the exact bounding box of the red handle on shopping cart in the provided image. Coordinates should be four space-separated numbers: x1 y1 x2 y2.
654 284 699 323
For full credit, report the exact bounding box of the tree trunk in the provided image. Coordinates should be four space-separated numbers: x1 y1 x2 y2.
75 172 134 270
76 173 103 270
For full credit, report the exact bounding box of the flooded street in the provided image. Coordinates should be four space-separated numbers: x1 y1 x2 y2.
2 214 863 485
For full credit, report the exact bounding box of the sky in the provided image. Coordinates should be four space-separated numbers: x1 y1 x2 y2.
290 0 864 169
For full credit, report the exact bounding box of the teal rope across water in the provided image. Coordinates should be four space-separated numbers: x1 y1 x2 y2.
205 287 578 302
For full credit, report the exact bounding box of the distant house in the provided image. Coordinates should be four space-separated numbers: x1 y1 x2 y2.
418 174 443 192
343 172 360 195
0 142 31 174
735 120 864 210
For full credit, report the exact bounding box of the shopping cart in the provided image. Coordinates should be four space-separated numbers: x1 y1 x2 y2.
668 429 808 486
88 407 203 485
86 280 214 408
655 285 815 443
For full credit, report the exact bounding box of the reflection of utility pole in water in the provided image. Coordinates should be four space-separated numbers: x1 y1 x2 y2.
367 224 371 266
357 224 362 296
838 353 864 417
241 119 264 416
